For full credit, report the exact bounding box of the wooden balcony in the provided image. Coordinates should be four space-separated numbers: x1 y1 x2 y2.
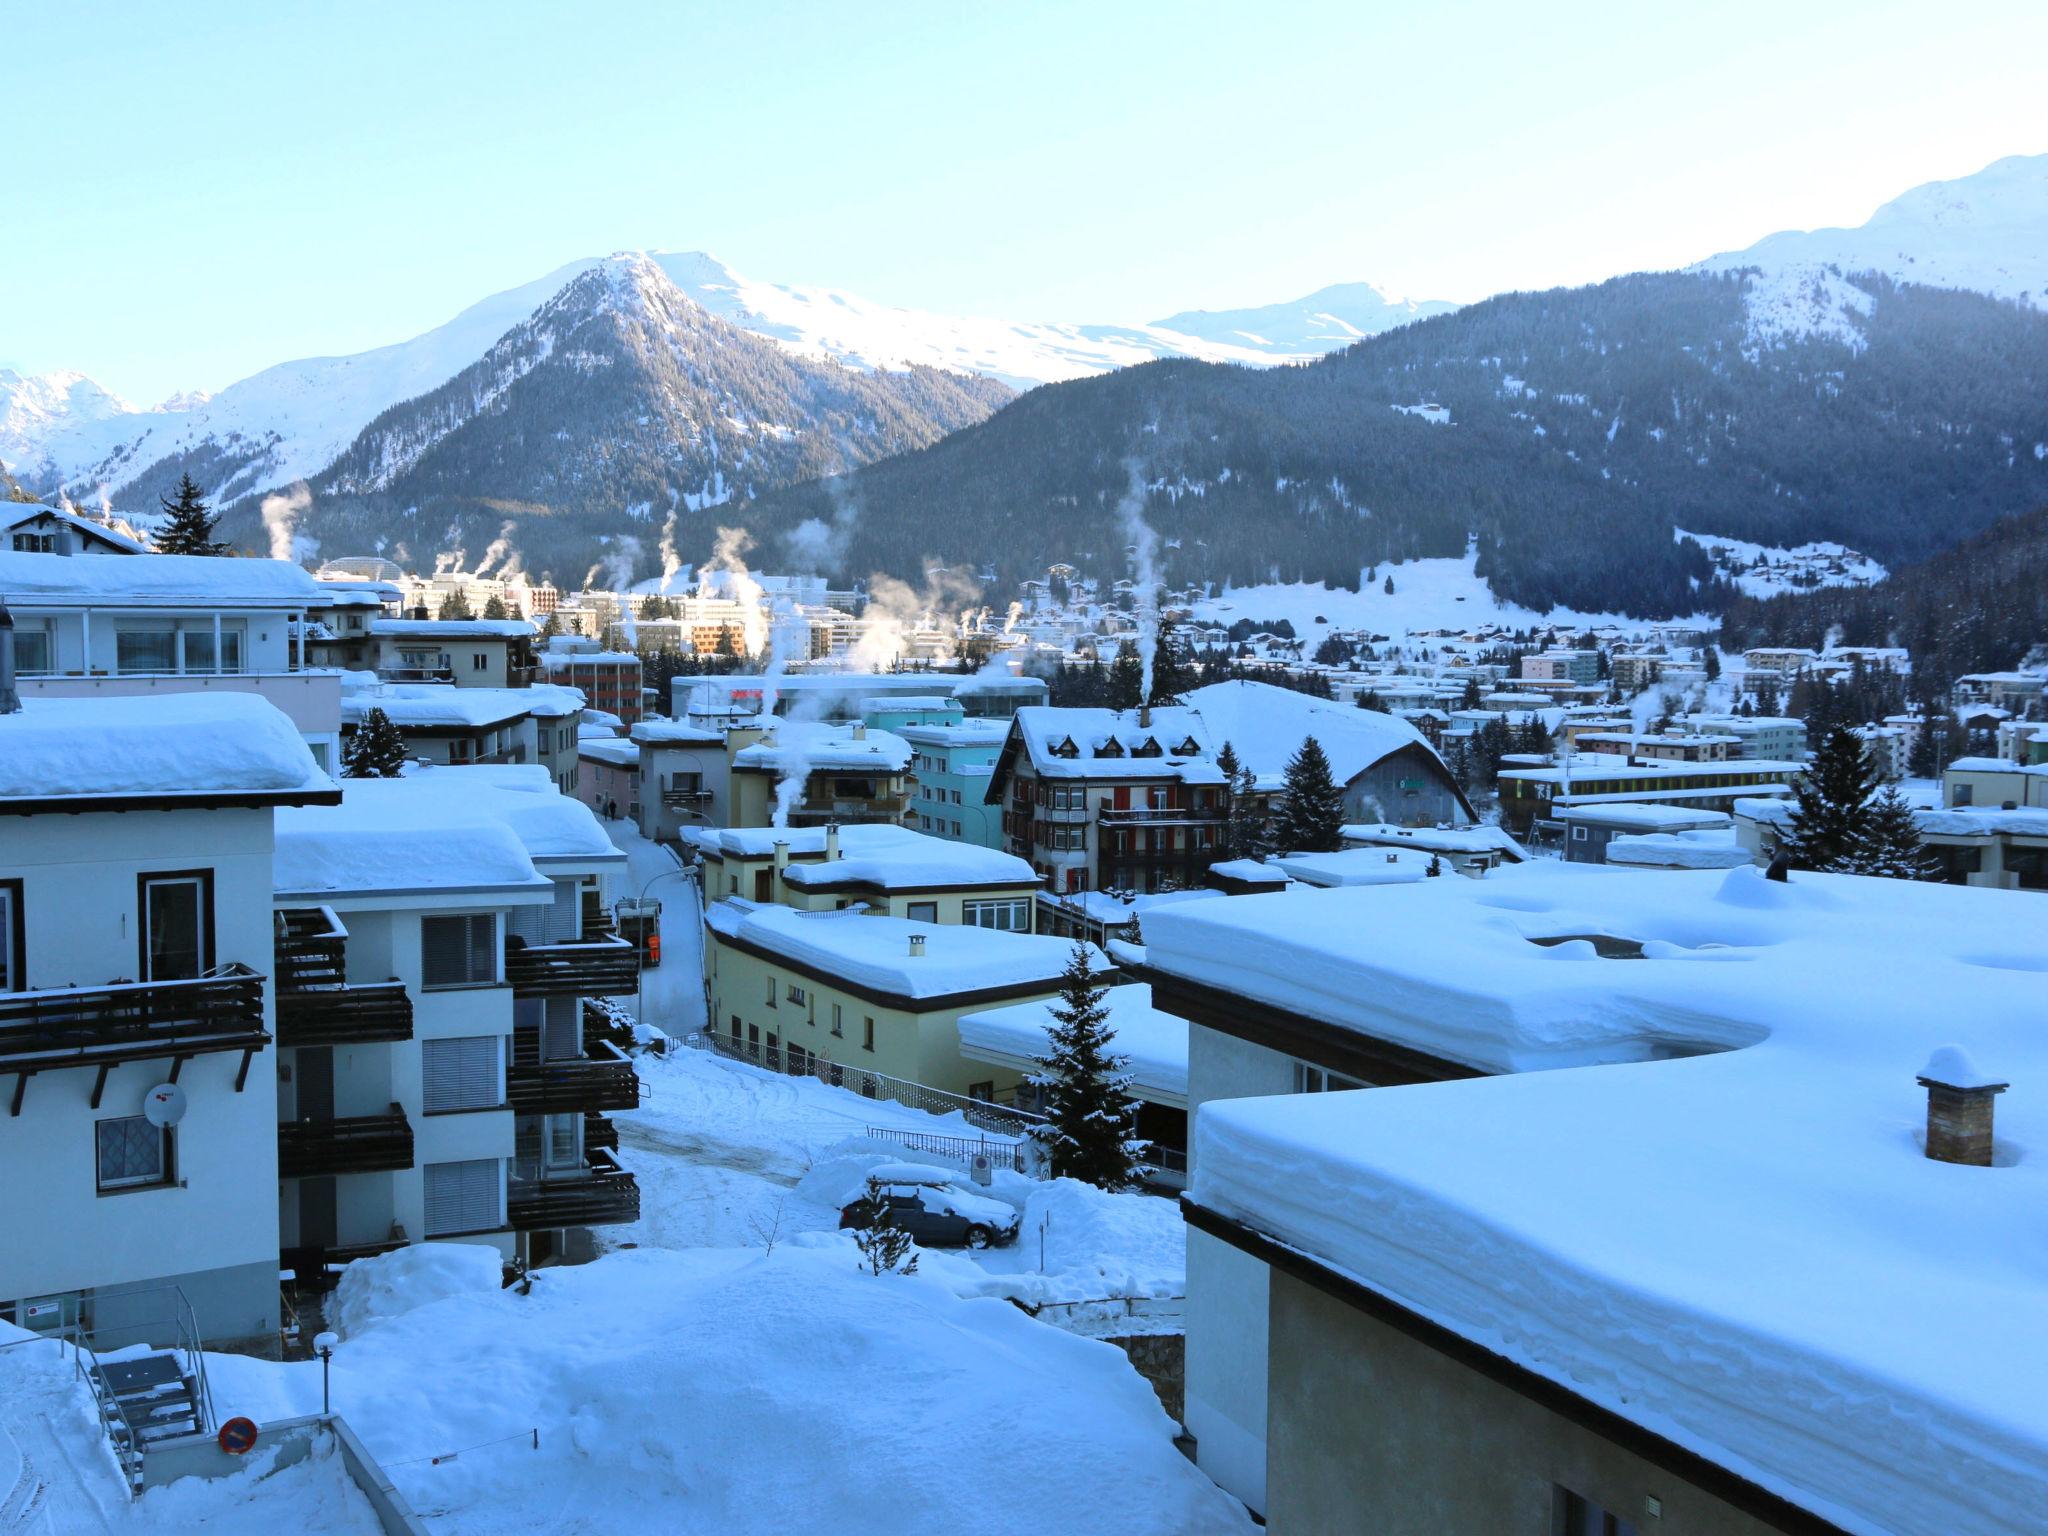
1097 806 1225 826
660 786 714 809
508 1037 640 1114
274 907 413 1047
504 935 640 999
2 965 267 1114
508 1150 639 1230
278 1104 414 1178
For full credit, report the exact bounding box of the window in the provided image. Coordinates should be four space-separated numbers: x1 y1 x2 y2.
766 975 777 1007
950 790 962 805
422 913 496 988
11 623 51 676
1294 1061 1365 1093
862 1017 875 1052
831 1003 843 1038
139 872 211 981
1571 826 1588 841
963 897 1031 932
180 626 243 675
424 1158 502 1236
96 1116 171 1190
906 901 938 923
471 652 488 672
449 739 475 764
423 1035 504 1112
787 983 806 1007
115 627 177 674
0 881 20 992
1552 1487 1639 1536
11 531 54 552
1952 783 1974 807
545 1113 581 1170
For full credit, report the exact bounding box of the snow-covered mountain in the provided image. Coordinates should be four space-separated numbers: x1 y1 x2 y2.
1692 152 2048 350
0 255 1445 509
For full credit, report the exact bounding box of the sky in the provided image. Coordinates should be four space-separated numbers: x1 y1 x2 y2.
7 0 2046 404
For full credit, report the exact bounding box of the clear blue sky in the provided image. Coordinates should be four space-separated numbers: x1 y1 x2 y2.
7 0 2044 403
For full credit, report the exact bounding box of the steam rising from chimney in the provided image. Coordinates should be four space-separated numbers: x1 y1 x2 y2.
1115 456 1161 704
260 484 314 565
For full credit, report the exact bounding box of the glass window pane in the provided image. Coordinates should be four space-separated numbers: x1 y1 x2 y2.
144 878 205 981
13 628 51 675
97 1116 165 1186
116 629 176 673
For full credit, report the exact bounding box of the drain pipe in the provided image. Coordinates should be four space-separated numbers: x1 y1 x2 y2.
0 596 20 715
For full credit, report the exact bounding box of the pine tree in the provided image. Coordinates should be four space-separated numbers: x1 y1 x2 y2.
481 594 508 620
437 590 475 621
1274 735 1345 852
1844 785 1937 880
1106 641 1144 711
342 707 408 778
848 1179 919 1276
1780 724 1881 871
1382 575 1395 596
539 611 561 639
1147 615 1191 705
1703 647 1722 682
1356 688 1388 712
1028 945 1143 1190
153 473 229 556
1226 759 1271 860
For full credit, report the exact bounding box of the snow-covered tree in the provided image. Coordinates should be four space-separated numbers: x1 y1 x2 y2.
849 1179 918 1276
343 707 408 778
1273 735 1345 853
1028 945 1143 1190
153 473 229 556
1843 784 1937 881
1780 724 1880 871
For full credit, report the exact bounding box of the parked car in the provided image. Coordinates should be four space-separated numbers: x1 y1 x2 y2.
838 1165 1021 1250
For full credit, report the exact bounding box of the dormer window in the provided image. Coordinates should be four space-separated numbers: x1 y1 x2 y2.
1096 738 1126 759
1130 736 1163 758
1050 736 1080 759
1175 737 1202 755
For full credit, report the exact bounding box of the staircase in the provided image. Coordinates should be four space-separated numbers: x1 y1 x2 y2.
66 1288 216 1496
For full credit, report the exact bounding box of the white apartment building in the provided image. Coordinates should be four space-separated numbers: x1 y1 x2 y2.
0 548 341 772
0 690 339 1354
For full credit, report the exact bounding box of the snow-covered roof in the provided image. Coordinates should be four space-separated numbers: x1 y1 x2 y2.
340 684 536 730
861 695 953 711
1184 865 2048 1536
732 722 913 774
1947 757 2048 775
776 825 1036 891
370 617 537 639
1553 802 1733 831
274 769 617 896
1503 755 1807 784
1271 848 1435 886
1739 796 2048 840
1603 830 1753 869
704 902 1106 1002
1039 887 1223 924
895 718 1013 748
578 737 641 768
1341 822 1527 861
311 580 395 607
958 983 1189 1103
0 693 332 805
1007 704 1225 783
1 503 152 553
1184 680 1446 793
1206 857 1291 885
540 648 639 666
631 719 724 746
0 549 322 607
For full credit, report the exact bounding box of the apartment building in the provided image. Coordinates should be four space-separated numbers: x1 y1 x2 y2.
1496 754 1801 836
901 717 1009 848
270 768 639 1279
1683 714 1809 762
1519 649 1601 684
3 501 152 555
629 718 729 842
1 691 338 1353
367 617 539 688
1154 868 2045 1536
539 639 644 726
726 720 915 829
1572 730 1738 763
576 735 642 824
687 822 1039 927
339 681 583 775
0 547 341 772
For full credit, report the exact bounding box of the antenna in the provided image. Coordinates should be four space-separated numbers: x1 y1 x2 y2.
143 1082 189 1127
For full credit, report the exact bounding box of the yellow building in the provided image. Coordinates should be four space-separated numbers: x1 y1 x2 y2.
700 903 1104 1099
726 720 915 829
687 822 1039 928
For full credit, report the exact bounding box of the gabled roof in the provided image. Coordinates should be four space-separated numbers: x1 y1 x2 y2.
2 503 151 554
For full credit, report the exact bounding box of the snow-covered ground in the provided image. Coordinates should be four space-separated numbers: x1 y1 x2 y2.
1675 527 1885 596
1192 546 1701 641
3 1240 1247 1536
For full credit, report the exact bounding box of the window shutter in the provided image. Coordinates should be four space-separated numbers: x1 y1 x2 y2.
423 1035 502 1112
424 1158 501 1236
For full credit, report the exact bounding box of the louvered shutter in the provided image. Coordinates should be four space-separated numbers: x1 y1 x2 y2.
423 913 496 987
424 1158 502 1236
422 1035 502 1112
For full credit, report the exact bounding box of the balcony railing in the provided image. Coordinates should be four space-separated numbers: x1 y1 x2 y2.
0 965 267 1104
508 1149 640 1230
1097 807 1225 825
274 907 346 991
507 1041 641 1114
583 1110 620 1153
504 935 640 999
278 1105 414 1178
660 786 714 808
374 667 455 684
272 907 415 1047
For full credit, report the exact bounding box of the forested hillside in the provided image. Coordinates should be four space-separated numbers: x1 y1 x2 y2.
735 271 2048 617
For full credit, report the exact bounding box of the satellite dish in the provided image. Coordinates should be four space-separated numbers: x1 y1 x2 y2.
143 1083 188 1127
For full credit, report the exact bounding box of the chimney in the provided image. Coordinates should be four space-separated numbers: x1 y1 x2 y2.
0 596 19 715
1917 1046 2006 1167
908 934 926 958
772 839 790 883
825 823 841 861
852 722 867 741
1138 704 1152 729
412 603 430 621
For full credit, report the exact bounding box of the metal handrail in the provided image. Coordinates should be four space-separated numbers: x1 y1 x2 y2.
683 1029 1047 1135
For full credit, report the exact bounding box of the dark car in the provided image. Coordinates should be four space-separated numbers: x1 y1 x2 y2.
839 1166 1021 1250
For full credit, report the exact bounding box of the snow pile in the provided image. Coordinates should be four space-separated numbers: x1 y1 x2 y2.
756 822 1037 890
1272 847 1434 887
1604 830 1753 869
0 693 328 801
959 984 1190 1102
130 1434 386 1535
1342 822 1527 860
1022 1179 1187 1300
259 1247 1251 1535
1188 865 2048 1536
329 1241 504 1341
732 719 914 773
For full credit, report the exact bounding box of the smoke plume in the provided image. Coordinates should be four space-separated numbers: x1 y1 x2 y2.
1114 457 1162 704
260 484 315 565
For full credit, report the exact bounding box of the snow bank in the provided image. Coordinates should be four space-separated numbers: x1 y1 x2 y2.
0 693 328 801
1023 1179 1186 1300
329 1241 504 1341
129 1433 386 1535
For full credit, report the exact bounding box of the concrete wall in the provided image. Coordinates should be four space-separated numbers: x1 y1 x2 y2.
1 809 283 1348
1183 1021 1299 1516
1266 1271 1796 1536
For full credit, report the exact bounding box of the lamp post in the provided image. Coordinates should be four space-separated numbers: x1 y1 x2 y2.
314 1331 339 1416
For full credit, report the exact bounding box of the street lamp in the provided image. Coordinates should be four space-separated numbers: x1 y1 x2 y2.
314 1331 339 1416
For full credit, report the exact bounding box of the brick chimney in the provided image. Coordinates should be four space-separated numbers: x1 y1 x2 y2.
1917 1046 2007 1167
908 934 925 958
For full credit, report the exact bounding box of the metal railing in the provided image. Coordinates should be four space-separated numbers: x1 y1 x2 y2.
508 1036 641 1113
684 1029 1047 1137
1097 807 1224 825
64 1285 217 1492
861 1125 1033 1175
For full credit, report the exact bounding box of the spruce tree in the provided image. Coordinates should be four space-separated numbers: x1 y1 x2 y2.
1027 946 1143 1190
1844 785 1937 880
848 1179 919 1276
481 594 508 620
1228 760 1272 859
342 707 409 778
1780 725 1880 871
1274 735 1345 852
1106 641 1144 711
1147 615 1191 705
153 473 229 556
437 590 475 620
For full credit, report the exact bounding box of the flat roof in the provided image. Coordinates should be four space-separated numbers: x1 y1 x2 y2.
0 549 323 608
371 617 537 638
0 693 334 808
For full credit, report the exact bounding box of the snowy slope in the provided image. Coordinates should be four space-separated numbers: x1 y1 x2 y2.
0 366 136 465
1151 280 1456 352
1692 152 2048 348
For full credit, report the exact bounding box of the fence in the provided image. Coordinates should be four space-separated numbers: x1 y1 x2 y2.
682 1029 1048 1138
862 1126 1032 1175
